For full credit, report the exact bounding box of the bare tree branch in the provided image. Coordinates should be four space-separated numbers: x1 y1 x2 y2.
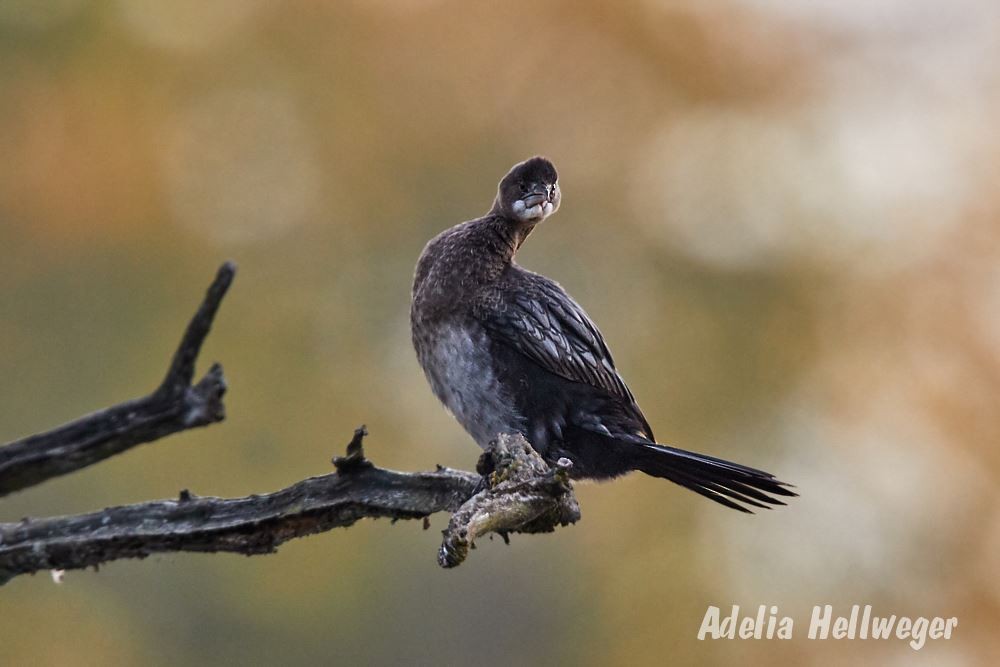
439 434 579 567
0 429 579 584
0 263 235 498
0 262 579 583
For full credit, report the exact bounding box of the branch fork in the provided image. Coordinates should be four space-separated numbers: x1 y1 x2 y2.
0 262 235 497
0 262 579 585
439 434 579 567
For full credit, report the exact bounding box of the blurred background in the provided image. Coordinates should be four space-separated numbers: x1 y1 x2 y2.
1 1 998 665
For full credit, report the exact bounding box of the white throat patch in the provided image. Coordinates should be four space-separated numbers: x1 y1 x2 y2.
512 200 555 223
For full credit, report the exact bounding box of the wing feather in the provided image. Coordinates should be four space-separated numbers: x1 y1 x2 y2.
476 270 641 411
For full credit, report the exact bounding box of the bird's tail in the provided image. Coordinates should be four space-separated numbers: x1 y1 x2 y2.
630 441 796 513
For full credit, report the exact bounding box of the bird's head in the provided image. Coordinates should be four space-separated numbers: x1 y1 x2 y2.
493 156 560 225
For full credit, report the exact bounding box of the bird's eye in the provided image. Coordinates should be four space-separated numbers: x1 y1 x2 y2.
517 181 527 193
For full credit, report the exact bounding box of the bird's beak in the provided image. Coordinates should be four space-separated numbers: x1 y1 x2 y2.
522 187 549 209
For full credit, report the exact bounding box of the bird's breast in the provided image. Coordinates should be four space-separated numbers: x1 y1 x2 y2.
413 319 525 448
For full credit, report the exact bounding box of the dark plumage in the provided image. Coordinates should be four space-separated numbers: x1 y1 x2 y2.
411 156 796 512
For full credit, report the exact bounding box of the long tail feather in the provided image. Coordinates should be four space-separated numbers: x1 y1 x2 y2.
632 442 796 513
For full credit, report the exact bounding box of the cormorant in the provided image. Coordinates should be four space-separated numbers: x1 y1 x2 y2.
410 157 795 512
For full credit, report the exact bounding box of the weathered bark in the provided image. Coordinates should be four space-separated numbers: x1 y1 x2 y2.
439 434 579 567
0 429 579 584
0 263 234 497
0 261 580 584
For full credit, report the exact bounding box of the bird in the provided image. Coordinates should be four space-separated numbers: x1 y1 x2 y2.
410 156 795 512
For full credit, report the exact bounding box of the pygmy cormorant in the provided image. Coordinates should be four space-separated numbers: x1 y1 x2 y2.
410 157 795 512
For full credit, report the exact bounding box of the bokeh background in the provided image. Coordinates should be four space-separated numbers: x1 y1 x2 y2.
1 1 998 665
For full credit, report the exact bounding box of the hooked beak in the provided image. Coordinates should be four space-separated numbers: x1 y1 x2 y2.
522 185 553 209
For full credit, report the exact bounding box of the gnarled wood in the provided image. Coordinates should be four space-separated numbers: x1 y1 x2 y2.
439 433 579 567
0 263 580 585
0 263 235 497
0 429 578 584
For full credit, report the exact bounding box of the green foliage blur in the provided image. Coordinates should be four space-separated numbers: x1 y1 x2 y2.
1 1 998 665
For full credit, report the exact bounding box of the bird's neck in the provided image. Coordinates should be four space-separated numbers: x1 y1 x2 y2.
484 204 534 257
445 215 528 287
412 214 533 322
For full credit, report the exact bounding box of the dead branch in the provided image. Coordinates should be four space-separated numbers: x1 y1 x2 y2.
439 433 579 567
0 262 579 583
0 263 235 497
0 429 579 584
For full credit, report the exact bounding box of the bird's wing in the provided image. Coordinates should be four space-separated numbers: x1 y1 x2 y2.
476 271 642 410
